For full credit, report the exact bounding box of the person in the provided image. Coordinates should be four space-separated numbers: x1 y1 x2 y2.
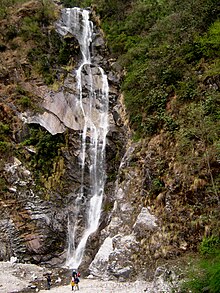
71 277 75 291
72 269 77 278
46 274 51 290
74 276 80 290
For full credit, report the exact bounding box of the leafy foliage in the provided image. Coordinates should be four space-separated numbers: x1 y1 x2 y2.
0 0 27 19
0 122 12 156
61 0 92 7
200 236 220 255
25 26 79 84
0 141 12 154
92 0 220 137
22 125 65 181
183 237 220 292
0 122 10 136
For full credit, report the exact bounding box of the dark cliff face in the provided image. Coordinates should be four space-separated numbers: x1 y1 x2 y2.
0 0 126 266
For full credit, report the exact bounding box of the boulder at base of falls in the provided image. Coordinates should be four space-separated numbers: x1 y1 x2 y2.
133 207 158 238
89 237 113 278
89 233 139 280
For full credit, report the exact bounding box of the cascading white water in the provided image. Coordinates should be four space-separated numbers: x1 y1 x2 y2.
57 8 109 269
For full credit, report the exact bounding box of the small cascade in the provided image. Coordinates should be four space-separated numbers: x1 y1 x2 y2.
56 8 109 268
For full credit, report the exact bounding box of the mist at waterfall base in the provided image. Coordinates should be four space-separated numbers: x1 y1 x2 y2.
56 8 109 269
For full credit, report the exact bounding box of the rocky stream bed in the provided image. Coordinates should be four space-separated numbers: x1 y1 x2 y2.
0 260 186 293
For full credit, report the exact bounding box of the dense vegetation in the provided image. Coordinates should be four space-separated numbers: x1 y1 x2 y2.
183 236 220 292
19 125 65 186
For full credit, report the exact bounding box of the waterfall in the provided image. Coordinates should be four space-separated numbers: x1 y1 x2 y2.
56 8 109 268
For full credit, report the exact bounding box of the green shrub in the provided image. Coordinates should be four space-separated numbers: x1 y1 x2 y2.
4 25 18 41
17 96 32 109
198 20 220 58
16 85 27 95
11 1 63 84
0 141 11 153
149 178 165 198
177 78 198 101
0 123 10 142
0 122 10 135
35 0 57 25
182 248 220 293
27 27 77 84
183 235 220 292
200 236 220 255
161 113 179 132
142 115 160 136
0 0 28 20
22 125 65 179
0 177 7 193
20 17 42 41
204 92 220 121
61 0 92 7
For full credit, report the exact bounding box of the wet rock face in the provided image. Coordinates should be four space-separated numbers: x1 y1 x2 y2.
27 7 115 137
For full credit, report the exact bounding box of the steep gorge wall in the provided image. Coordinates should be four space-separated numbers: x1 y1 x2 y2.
0 1 219 284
